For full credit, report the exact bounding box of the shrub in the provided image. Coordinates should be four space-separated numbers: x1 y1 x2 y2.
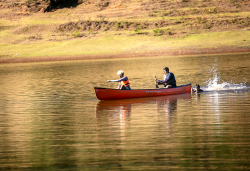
115 22 120 30
134 27 141 33
73 29 80 37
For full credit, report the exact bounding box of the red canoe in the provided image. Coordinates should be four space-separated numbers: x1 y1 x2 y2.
94 83 191 100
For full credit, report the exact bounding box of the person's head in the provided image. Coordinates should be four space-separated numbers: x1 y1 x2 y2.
163 67 169 74
117 70 124 78
195 84 201 92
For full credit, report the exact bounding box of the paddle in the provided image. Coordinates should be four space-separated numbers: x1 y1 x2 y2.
155 76 159 88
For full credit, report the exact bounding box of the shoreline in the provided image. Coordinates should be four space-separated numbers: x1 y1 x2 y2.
1 47 250 64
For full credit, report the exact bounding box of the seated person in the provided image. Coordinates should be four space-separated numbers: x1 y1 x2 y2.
155 67 176 88
107 70 131 90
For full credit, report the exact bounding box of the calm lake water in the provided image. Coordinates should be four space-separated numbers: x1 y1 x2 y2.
0 53 250 170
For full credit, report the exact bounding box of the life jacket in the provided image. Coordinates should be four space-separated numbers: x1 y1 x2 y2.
121 77 130 87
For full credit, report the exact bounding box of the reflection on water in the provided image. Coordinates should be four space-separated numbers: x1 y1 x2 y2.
95 94 191 141
1 53 250 170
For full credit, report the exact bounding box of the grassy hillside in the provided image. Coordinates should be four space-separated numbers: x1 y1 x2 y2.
0 0 250 61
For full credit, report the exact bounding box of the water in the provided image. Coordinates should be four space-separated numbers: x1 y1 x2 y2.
0 53 250 170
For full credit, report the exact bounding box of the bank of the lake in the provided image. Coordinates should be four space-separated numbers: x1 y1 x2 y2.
1 0 250 63
1 47 250 64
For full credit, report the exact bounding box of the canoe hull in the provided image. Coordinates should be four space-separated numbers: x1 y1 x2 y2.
94 84 191 100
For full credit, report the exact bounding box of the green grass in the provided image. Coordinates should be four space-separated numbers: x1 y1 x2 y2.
1 30 249 58
180 31 250 48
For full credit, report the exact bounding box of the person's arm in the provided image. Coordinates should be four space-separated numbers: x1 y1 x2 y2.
158 74 169 84
109 76 127 82
156 75 165 83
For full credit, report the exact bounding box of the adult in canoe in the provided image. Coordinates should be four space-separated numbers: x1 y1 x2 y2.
155 67 176 88
107 70 131 90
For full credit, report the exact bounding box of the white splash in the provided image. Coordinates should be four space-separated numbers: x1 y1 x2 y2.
205 68 247 91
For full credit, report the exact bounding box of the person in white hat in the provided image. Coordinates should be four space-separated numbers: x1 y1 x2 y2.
107 70 131 90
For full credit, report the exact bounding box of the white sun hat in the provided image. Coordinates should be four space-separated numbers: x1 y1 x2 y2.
117 70 124 76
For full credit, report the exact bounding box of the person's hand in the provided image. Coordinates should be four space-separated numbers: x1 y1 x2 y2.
155 78 158 82
107 80 110 82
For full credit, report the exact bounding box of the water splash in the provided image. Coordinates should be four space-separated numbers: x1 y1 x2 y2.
204 68 247 91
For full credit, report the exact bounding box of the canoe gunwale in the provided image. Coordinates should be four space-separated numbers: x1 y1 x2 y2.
94 83 191 91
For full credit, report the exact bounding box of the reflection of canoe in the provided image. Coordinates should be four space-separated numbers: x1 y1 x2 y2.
94 84 191 100
96 93 191 109
95 94 192 117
